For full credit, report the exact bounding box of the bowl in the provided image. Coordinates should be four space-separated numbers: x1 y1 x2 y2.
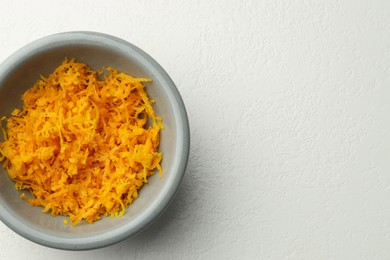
0 32 190 250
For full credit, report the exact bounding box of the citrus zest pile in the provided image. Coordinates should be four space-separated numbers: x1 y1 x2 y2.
0 59 163 225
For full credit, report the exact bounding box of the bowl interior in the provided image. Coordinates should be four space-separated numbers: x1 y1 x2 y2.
0 34 184 249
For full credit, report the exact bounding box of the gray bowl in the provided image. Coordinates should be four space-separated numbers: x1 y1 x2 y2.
0 32 189 250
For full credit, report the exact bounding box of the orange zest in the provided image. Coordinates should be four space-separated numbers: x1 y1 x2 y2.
0 59 163 225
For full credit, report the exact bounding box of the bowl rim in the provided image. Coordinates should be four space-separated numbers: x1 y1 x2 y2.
0 31 190 250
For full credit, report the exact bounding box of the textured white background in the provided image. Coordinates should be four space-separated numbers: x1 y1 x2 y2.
1 0 390 259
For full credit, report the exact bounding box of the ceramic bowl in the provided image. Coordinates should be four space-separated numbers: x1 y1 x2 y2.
0 31 189 250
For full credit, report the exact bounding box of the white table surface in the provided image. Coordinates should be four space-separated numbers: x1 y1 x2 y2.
1 1 390 259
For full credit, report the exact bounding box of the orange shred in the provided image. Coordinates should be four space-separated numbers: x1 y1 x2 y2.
0 59 163 225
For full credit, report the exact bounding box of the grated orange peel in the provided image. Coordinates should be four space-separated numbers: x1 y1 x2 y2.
0 59 163 225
